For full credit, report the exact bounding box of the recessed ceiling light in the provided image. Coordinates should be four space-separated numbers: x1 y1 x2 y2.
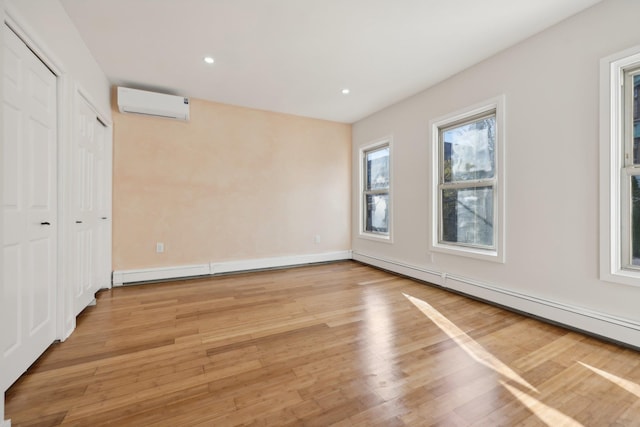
341 88 350 95
203 56 215 64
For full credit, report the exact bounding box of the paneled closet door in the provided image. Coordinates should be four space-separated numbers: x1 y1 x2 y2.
93 119 112 291
72 94 110 316
2 25 57 390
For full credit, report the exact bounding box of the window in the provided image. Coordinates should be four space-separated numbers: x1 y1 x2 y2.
360 140 391 240
623 68 640 269
430 97 504 261
600 46 640 286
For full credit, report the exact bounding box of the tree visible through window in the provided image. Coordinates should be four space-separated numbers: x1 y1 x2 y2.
439 114 496 249
362 144 390 236
627 73 640 266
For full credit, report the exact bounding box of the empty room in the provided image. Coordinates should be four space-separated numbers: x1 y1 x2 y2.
2 0 640 425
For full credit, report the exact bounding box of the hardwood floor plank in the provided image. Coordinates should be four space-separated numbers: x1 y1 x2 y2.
68 384 213 427
5 261 640 426
15 411 68 427
61 359 262 423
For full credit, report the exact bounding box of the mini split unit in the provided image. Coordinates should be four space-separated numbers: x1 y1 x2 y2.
117 86 190 121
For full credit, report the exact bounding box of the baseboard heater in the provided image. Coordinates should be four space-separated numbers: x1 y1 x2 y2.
112 251 353 286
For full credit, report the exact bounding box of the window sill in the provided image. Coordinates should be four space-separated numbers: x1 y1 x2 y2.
431 242 504 263
359 232 393 244
601 268 640 288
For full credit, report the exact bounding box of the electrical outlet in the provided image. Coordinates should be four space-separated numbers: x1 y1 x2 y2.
314 235 321 244
156 242 164 253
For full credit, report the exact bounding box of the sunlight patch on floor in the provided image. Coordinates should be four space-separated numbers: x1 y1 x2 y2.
403 293 591 426
501 381 585 427
403 293 538 394
579 362 640 398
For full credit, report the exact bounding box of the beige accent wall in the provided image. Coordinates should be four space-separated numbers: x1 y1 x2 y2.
113 96 351 270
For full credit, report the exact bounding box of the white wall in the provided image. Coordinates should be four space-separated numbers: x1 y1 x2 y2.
1 0 110 420
352 0 640 347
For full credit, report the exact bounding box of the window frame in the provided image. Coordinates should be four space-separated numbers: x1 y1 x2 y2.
429 96 505 262
600 46 640 287
359 138 392 242
621 68 640 271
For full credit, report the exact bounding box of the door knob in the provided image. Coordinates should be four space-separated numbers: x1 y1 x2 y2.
75 220 83 224
40 221 51 225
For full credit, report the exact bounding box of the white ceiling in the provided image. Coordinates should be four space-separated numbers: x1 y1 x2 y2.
60 0 601 123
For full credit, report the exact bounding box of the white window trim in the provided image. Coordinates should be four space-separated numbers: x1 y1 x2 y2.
600 45 640 287
429 96 506 263
359 137 393 243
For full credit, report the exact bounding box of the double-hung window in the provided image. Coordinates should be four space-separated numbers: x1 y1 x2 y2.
361 140 391 240
601 47 640 286
622 67 640 270
431 97 504 261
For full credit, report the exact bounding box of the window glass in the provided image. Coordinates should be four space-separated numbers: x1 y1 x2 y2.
362 143 390 238
441 187 494 247
443 116 495 183
437 110 497 252
624 68 640 269
633 75 640 165
366 147 389 190
365 193 389 233
631 175 640 266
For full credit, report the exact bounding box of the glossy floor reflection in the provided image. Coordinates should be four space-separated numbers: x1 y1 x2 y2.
579 362 640 399
404 292 586 426
501 382 584 427
5 261 640 426
404 293 538 393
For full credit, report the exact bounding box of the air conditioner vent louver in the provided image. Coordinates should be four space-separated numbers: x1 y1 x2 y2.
117 87 189 121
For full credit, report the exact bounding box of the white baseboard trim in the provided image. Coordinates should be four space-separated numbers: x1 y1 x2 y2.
1 420 10 427
352 252 445 286
112 263 211 286
353 251 640 349
210 250 352 275
112 250 353 286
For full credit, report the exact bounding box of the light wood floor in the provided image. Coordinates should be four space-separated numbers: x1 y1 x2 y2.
5 261 640 426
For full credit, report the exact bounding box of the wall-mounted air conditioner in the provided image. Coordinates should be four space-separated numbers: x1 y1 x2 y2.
117 86 190 121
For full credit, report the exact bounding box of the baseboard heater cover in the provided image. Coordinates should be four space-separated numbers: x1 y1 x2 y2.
112 264 211 286
112 251 352 286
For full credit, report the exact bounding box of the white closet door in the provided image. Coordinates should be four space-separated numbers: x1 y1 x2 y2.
93 118 111 291
2 25 57 389
72 95 109 316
